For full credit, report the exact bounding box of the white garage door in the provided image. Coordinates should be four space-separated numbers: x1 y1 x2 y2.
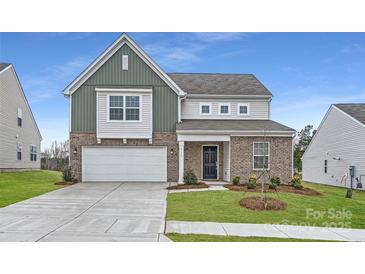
82 146 167 182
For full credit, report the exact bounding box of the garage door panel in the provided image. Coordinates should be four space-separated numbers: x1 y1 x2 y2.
82 147 167 182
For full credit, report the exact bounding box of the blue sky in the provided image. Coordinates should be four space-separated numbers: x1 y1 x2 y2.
1 32 365 150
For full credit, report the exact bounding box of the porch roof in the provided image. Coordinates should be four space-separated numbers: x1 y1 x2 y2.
176 119 296 134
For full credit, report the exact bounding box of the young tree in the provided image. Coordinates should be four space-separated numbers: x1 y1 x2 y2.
294 125 316 172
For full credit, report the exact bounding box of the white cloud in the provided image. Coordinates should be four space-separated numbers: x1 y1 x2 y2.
22 57 91 103
194 32 248 42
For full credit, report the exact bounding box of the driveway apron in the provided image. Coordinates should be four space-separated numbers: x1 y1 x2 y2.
0 182 168 242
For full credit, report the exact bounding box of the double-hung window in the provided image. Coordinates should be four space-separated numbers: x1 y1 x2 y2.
30 145 37 161
109 95 140 121
219 103 230 115
324 160 328 174
17 143 22 161
253 142 269 170
17 108 22 127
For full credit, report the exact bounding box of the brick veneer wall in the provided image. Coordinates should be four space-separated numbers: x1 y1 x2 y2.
184 142 224 180
230 136 293 184
70 132 178 182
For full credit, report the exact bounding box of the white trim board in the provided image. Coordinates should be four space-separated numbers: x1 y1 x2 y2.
63 33 185 97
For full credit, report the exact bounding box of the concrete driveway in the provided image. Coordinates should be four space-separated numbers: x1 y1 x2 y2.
0 182 168 242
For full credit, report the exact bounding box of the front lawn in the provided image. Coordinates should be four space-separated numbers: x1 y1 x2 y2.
0 170 63 207
166 233 337 242
166 182 365 229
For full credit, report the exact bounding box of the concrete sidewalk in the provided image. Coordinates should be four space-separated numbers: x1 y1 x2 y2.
166 221 365 241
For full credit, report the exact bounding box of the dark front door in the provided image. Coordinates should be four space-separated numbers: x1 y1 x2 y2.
203 146 218 179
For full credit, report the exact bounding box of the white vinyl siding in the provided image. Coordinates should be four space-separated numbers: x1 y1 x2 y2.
97 91 152 139
82 146 167 182
302 107 365 188
182 99 269 120
0 67 41 169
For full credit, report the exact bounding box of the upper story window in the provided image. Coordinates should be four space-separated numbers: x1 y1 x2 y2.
109 95 140 121
324 160 328 174
219 103 230 115
16 142 22 161
17 108 22 127
238 103 250 115
200 103 212 115
30 145 37 161
122 55 129 70
253 142 270 170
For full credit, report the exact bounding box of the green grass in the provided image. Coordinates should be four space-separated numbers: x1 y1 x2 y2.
166 233 337 242
167 182 365 229
0 170 63 207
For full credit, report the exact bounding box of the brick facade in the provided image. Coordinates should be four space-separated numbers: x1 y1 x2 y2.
70 132 178 182
184 142 224 180
230 136 293 184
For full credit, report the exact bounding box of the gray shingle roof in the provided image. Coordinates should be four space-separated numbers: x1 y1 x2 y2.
0 63 11 72
168 73 272 96
334 104 365 125
176 119 295 132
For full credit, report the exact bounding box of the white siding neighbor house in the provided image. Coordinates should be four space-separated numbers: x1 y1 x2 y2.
0 63 42 170
302 104 365 188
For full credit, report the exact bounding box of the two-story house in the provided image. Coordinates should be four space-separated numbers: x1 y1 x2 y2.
0 63 42 170
64 33 295 183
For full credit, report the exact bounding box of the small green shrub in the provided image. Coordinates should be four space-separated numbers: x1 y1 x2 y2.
291 175 302 189
232 176 240 185
62 166 73 182
247 174 257 189
269 176 281 189
184 170 198 185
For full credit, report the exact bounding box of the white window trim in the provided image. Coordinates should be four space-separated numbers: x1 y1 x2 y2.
30 145 37 161
199 102 212 115
16 142 22 161
252 142 270 170
237 103 250 116
107 94 142 123
219 103 231 115
122 55 129 70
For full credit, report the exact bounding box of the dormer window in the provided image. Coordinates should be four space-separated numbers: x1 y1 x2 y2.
17 108 22 127
200 103 212 115
122 55 129 70
219 103 230 115
238 103 250 115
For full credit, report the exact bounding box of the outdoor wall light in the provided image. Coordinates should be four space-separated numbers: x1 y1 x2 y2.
170 148 174 155
73 148 78 154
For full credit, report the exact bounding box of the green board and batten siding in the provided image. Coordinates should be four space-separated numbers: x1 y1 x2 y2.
71 44 178 132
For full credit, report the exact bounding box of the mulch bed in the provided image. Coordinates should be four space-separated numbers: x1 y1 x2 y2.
55 181 77 186
240 197 287 211
225 183 321 196
166 183 209 190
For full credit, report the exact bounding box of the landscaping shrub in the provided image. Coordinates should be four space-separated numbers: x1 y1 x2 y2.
232 176 240 185
62 166 73 182
184 170 198 185
269 176 281 189
290 175 303 189
247 174 257 189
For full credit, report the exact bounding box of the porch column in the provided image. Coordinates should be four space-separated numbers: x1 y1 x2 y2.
178 141 184 184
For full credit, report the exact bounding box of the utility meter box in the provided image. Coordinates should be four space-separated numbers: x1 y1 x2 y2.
349 166 355 177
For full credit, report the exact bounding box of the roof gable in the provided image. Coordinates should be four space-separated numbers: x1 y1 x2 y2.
63 33 185 96
334 103 365 125
0 64 42 139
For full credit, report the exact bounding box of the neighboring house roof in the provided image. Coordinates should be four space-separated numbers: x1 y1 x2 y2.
0 63 11 72
0 63 42 139
63 33 185 97
176 119 295 133
168 73 272 97
334 103 365 125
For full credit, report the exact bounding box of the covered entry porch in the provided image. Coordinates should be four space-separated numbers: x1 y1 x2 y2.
177 134 231 183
